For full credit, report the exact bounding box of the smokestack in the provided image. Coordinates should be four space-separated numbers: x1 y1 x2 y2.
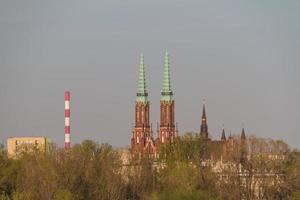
64 91 70 149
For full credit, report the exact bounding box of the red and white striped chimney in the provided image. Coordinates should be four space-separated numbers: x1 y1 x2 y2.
64 91 70 149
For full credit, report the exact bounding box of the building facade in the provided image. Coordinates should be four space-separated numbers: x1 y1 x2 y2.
198 104 248 162
131 52 178 157
130 53 246 160
7 136 52 158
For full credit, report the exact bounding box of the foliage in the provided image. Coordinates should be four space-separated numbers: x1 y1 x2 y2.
149 189 219 200
53 189 73 200
0 135 299 200
0 144 20 199
0 141 126 200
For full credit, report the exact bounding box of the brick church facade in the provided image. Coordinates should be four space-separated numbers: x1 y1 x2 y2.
130 53 246 160
131 52 178 158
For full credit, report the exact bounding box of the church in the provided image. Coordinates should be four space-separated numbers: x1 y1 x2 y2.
130 52 247 160
130 52 177 158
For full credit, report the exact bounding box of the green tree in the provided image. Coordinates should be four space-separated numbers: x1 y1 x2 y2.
285 150 300 199
53 189 73 200
0 144 20 199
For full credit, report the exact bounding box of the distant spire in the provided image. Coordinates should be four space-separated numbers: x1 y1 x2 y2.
136 53 148 102
240 127 247 163
221 128 226 141
200 103 208 139
241 128 246 140
161 51 173 101
202 103 206 119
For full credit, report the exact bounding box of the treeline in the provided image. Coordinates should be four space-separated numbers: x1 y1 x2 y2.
0 134 299 200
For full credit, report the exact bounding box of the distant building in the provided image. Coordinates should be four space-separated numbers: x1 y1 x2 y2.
198 104 248 163
127 53 286 199
7 136 52 158
130 53 248 160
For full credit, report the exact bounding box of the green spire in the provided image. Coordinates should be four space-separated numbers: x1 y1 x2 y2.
136 53 148 102
161 51 173 101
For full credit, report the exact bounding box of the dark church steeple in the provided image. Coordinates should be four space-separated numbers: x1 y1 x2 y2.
200 104 208 139
221 128 226 141
241 128 246 140
240 127 247 163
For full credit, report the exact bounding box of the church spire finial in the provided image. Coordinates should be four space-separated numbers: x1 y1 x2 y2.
161 51 173 101
136 53 148 102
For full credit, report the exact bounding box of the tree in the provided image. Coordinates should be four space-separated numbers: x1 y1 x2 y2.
0 144 20 199
151 133 219 200
284 150 300 199
53 189 73 200
16 152 58 200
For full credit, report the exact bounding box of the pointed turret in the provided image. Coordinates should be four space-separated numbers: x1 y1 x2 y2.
221 128 226 141
240 128 247 163
200 103 208 139
161 51 173 101
202 103 206 118
241 128 246 140
136 53 148 102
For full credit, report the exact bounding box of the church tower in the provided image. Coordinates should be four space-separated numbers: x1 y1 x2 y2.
240 128 247 162
221 127 226 141
200 104 209 139
131 54 152 153
158 52 176 144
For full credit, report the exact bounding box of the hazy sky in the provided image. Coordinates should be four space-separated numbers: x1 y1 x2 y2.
0 0 299 148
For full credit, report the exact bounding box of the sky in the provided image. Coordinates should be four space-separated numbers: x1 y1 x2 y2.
0 0 299 148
